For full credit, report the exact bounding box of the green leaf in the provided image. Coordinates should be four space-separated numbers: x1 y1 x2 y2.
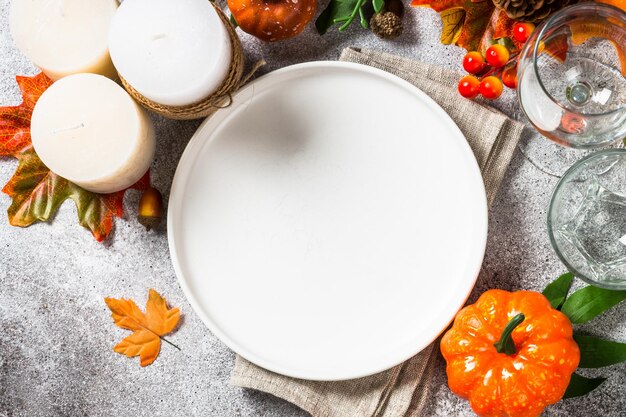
316 0 367 34
543 272 575 310
439 8 465 45
3 148 149 242
561 285 626 324
575 334 626 368
372 0 384 13
316 4 335 35
359 6 369 28
494 37 516 51
563 373 606 399
229 14 238 28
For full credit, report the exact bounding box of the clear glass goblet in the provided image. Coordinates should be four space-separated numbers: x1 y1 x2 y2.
517 3 626 149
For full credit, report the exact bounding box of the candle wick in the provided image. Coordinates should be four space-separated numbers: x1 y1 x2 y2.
151 33 167 41
52 123 85 135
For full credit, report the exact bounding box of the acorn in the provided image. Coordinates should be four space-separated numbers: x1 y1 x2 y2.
370 11 403 39
137 186 163 231
370 0 404 39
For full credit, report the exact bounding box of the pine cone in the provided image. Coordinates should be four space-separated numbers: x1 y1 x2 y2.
492 0 573 23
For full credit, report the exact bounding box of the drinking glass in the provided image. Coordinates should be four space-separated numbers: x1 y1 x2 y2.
517 3 626 149
548 149 626 289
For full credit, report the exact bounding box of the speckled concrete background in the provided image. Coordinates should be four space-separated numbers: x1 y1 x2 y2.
0 0 624 416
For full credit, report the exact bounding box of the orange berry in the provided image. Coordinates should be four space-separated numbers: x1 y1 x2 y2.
458 75 480 99
463 51 486 74
502 66 518 89
485 44 510 68
513 22 535 43
479 76 503 100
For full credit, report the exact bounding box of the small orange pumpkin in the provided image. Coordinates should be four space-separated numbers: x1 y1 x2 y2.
228 0 317 42
441 289 580 417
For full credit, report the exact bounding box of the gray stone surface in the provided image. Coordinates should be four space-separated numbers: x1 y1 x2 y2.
0 1 624 416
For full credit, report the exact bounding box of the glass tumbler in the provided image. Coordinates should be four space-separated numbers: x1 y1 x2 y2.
548 149 626 289
517 3 626 149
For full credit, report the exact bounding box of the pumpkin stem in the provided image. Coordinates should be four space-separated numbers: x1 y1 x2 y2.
494 313 525 355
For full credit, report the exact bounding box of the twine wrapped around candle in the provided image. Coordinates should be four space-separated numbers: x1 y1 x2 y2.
119 4 262 120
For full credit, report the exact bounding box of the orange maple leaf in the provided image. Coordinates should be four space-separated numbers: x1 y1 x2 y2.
569 1 626 76
411 0 520 53
0 73 150 242
105 289 181 366
597 0 626 10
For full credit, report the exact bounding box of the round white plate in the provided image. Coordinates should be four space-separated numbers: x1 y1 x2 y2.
168 62 488 381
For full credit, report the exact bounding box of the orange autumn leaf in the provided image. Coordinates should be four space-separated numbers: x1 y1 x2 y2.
0 73 50 155
597 0 626 11
569 15 626 76
0 73 150 241
105 289 181 366
411 0 520 53
526 2 625 66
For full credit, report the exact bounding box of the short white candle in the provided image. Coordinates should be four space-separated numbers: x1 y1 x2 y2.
10 0 118 81
109 0 232 107
31 74 156 194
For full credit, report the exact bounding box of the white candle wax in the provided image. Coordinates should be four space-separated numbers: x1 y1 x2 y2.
109 0 232 107
31 74 156 194
10 0 118 81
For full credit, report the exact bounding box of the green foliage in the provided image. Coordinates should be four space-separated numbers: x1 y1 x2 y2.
575 334 626 368
563 373 606 399
561 286 626 324
542 273 626 401
542 272 574 310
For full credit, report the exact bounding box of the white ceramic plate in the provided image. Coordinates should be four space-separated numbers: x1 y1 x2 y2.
168 62 488 381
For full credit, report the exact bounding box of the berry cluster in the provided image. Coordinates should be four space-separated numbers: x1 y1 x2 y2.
457 22 535 100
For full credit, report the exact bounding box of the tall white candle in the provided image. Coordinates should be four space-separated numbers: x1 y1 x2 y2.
10 0 118 81
109 0 232 107
31 74 156 194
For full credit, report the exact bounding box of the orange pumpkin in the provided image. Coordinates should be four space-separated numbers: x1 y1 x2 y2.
441 290 580 417
228 0 317 42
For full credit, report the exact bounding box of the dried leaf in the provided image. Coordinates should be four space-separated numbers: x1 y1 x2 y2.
0 74 52 155
411 0 518 52
440 8 465 44
105 289 181 367
597 0 626 11
0 73 150 242
569 18 626 76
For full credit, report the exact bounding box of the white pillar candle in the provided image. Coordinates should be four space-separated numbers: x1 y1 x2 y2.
31 74 156 194
109 0 232 107
10 0 118 81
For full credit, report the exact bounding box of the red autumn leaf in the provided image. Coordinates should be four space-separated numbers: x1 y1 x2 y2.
411 0 520 53
0 74 51 155
0 73 150 242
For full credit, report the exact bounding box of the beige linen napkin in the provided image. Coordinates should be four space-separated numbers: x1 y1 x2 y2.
230 47 525 417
